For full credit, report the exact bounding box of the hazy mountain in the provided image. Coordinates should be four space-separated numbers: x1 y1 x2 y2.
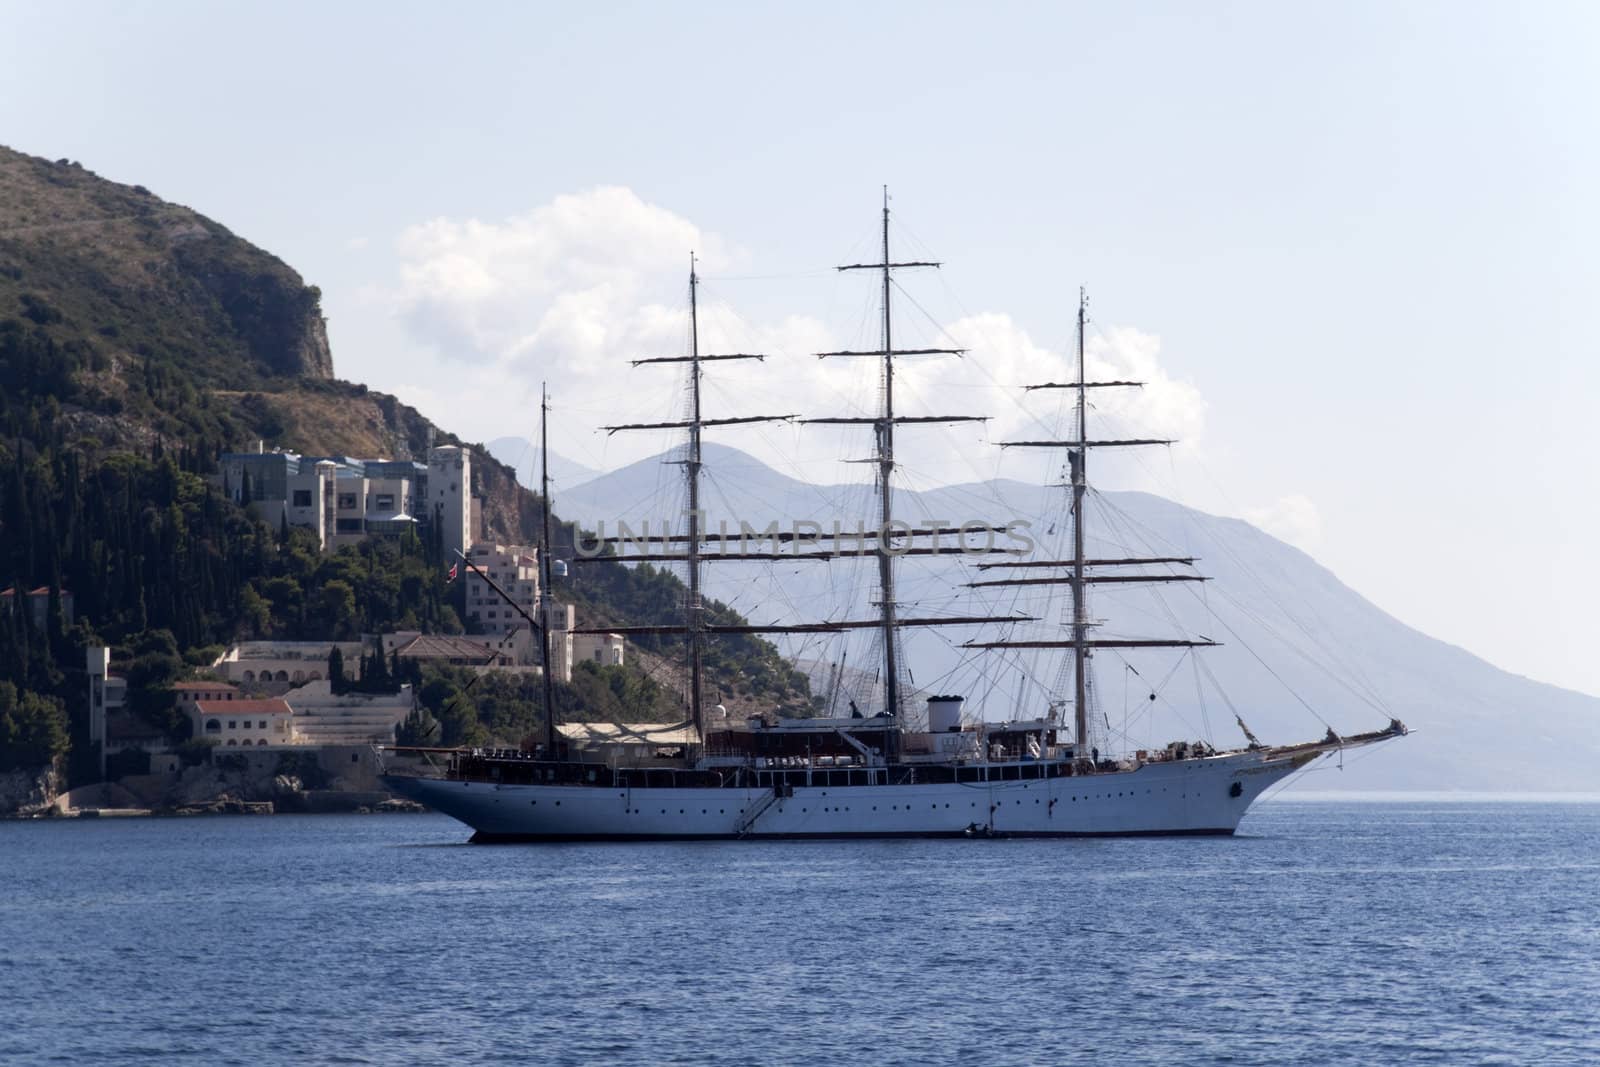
486 436 603 492
557 443 1600 792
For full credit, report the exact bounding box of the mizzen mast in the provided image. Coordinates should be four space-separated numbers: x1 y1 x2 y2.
968 289 1216 759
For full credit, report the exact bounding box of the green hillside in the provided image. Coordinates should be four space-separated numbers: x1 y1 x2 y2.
0 145 809 783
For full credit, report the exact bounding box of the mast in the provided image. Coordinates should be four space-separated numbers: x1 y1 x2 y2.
453 391 563 758
876 189 900 720
596 262 795 747
970 289 1220 757
1070 290 1089 757
686 255 706 742
538 384 557 758
813 188 979 720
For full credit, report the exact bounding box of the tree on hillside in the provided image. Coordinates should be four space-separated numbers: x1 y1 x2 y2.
317 579 357 639
0 680 69 771
328 645 346 694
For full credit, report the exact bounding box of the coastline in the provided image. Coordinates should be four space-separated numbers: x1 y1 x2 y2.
3 797 427 820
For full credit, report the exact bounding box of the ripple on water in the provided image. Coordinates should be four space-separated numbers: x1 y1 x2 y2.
1 802 1598 1066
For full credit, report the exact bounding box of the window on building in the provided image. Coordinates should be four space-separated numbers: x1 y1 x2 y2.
258 720 267 729
338 493 358 509
228 720 237 729
375 493 395 510
292 490 313 507
205 719 221 734
336 518 363 533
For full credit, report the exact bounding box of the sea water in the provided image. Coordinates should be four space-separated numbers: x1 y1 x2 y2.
1 799 1596 1066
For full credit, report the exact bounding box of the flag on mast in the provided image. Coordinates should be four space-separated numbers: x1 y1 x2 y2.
446 562 458 583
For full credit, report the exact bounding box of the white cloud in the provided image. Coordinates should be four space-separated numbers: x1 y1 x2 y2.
379 188 1208 488
929 312 1206 446
1244 494 1324 552
389 186 725 373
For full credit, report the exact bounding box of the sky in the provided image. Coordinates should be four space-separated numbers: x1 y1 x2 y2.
4 1 1598 696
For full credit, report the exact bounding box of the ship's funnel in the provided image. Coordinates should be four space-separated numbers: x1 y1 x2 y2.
927 695 964 733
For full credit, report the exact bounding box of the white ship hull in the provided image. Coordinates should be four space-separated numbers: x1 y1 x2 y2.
384 748 1320 841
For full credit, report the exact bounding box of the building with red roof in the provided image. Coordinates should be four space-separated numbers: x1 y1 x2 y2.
191 698 294 747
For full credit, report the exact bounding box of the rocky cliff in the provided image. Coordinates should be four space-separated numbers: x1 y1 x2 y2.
0 145 332 383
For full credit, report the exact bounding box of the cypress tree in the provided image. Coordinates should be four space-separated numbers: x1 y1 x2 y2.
328 645 346 694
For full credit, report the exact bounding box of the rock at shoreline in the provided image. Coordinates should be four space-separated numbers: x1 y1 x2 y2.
174 798 275 816
0 765 64 816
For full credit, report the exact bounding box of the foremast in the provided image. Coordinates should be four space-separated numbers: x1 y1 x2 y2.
969 288 1216 759
594 256 795 743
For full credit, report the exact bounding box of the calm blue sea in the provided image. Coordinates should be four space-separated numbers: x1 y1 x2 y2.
2 799 1597 1066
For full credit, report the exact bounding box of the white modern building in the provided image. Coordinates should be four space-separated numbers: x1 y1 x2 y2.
87 646 126 779
426 445 473 564
217 444 473 558
464 543 540 636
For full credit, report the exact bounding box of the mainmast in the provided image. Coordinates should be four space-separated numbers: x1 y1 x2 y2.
969 287 1216 759
876 192 902 720
811 188 980 719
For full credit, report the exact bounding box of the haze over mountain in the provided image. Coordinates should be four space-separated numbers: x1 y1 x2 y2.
558 443 1600 793
486 437 603 494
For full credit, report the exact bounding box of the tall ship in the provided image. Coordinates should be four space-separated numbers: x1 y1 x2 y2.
382 197 1407 840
